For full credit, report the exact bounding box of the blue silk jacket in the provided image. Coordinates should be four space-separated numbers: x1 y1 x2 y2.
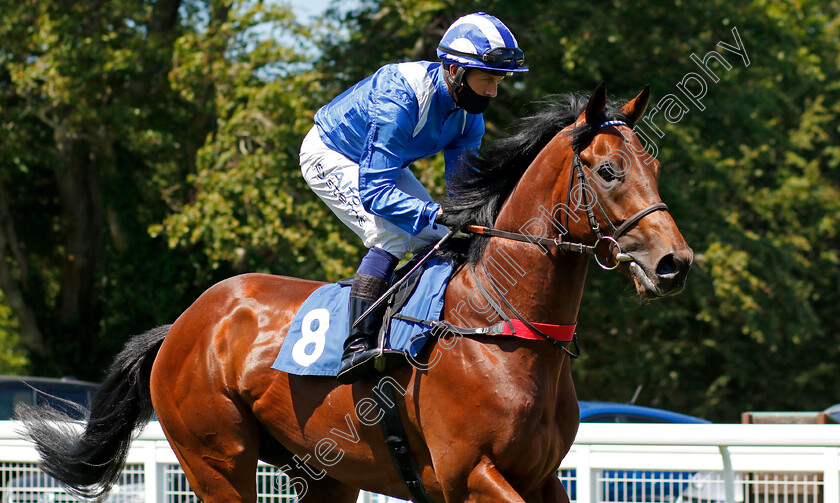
314 61 483 235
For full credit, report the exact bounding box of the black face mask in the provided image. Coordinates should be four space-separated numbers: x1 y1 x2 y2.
444 65 491 114
455 80 491 114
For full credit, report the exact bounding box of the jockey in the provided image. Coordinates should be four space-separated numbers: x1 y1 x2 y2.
300 12 527 384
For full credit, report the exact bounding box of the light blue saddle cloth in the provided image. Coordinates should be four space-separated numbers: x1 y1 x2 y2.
271 258 452 376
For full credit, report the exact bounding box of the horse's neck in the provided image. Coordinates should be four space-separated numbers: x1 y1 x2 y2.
449 239 585 392
481 136 588 325
480 239 588 326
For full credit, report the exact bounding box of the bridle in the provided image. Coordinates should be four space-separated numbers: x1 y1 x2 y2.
465 118 668 271
464 118 669 357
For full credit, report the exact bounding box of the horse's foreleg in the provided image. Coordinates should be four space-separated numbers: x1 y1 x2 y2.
463 457 526 503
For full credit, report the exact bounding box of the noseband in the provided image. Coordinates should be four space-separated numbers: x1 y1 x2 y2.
465 119 668 270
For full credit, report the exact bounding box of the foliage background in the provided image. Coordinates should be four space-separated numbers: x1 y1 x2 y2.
0 0 838 422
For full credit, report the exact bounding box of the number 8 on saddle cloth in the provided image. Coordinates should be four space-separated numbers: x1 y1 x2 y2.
271 257 453 376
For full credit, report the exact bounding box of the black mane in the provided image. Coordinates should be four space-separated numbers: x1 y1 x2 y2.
436 93 631 268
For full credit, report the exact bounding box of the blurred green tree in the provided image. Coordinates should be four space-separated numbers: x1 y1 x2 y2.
151 0 361 281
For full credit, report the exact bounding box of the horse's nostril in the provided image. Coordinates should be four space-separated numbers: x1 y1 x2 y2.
656 254 679 277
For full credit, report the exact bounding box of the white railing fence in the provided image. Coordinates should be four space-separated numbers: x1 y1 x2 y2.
1 421 839 503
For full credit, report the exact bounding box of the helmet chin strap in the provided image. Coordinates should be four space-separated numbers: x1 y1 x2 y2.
443 63 467 106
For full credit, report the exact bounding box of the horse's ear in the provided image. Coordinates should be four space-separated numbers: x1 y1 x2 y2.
584 81 607 125
620 84 651 127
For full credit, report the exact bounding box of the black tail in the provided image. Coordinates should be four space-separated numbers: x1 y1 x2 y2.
16 324 170 499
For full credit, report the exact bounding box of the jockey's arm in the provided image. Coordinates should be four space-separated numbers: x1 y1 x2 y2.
358 88 441 235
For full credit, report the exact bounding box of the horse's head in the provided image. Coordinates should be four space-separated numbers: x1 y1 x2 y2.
443 82 692 299
564 83 693 298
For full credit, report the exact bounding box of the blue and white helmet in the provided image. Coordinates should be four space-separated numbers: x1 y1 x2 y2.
436 12 528 73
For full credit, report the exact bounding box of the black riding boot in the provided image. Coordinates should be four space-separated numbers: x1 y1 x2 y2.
336 273 389 384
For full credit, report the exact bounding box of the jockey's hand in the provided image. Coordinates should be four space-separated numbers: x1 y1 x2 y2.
434 207 461 230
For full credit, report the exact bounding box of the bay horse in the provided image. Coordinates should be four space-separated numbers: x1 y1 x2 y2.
17 83 692 502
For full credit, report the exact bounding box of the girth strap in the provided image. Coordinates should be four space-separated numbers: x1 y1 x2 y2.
390 313 509 336
373 377 435 503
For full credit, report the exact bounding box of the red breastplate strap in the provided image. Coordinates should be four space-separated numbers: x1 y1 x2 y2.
497 320 577 342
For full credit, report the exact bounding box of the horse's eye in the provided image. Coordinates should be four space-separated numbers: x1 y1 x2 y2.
597 163 617 182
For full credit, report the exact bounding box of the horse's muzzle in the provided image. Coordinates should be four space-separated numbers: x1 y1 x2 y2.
630 248 693 298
